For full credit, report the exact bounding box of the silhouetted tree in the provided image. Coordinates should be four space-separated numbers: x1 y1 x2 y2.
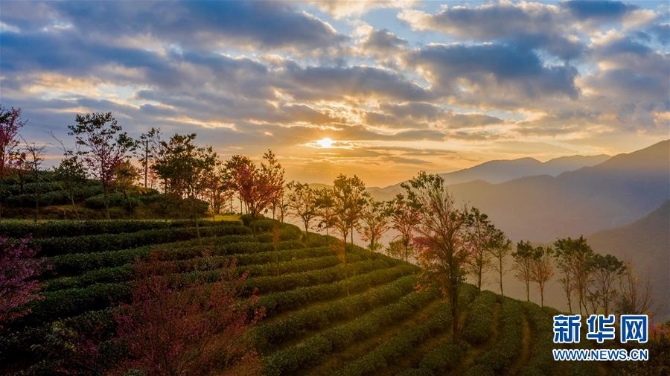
588 253 625 315
464 207 497 291
531 245 554 307
488 229 512 299
512 240 535 302
68 112 135 219
389 193 418 262
20 137 45 222
315 187 336 236
359 197 391 252
554 236 594 315
402 171 470 338
286 181 317 234
0 105 24 179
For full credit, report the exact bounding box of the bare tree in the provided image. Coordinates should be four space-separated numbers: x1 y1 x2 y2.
20 137 45 222
512 240 535 302
531 246 554 307
488 229 512 299
617 259 655 316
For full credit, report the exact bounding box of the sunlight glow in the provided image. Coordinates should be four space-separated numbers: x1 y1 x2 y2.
316 137 334 148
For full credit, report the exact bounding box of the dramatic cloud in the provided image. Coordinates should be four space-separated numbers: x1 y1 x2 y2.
0 0 667 186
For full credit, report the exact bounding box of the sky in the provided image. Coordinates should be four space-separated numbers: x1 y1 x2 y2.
1 0 668 187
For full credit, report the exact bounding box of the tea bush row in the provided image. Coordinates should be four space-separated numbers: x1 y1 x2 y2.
474 298 523 372
253 275 418 351
461 290 498 345
518 302 555 376
46 237 302 275
258 265 416 316
45 253 342 292
0 219 230 239
32 224 252 256
264 290 436 376
31 258 385 325
419 340 470 373
335 304 451 376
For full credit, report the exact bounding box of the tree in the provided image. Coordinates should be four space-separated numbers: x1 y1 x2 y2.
20 137 45 222
225 151 284 218
587 253 625 315
0 105 26 220
0 236 45 329
389 193 419 262
331 174 368 246
0 105 25 179
315 187 336 236
135 127 162 189
531 245 554 307
554 236 595 315
202 167 233 216
54 154 86 219
263 150 285 220
464 207 496 291
113 160 140 212
512 240 535 302
286 181 318 234
617 259 653 315
51 134 87 219
113 252 264 376
68 112 135 219
402 172 470 338
488 229 512 299
153 133 218 245
359 197 391 253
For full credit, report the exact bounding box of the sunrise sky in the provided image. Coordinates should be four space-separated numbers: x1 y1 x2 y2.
1 0 668 187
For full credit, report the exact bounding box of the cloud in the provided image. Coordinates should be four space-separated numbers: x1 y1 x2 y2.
50 1 344 50
561 0 637 21
309 0 417 19
365 102 503 129
281 64 431 102
409 43 580 104
399 3 584 60
361 29 408 52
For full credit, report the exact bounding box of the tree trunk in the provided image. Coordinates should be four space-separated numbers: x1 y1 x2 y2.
526 280 530 302
499 258 504 298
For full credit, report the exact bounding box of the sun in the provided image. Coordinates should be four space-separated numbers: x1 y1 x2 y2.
316 137 334 148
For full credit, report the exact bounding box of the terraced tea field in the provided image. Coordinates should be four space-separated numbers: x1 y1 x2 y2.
0 219 643 375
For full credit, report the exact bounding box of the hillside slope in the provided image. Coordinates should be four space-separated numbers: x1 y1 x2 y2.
588 200 670 320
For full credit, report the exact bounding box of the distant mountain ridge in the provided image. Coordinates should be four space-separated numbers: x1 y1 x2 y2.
446 140 669 241
438 154 610 185
366 154 610 199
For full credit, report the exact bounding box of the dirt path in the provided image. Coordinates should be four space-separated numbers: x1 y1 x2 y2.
506 307 532 375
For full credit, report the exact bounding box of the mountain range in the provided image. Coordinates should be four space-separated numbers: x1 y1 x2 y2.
588 200 670 321
369 140 669 243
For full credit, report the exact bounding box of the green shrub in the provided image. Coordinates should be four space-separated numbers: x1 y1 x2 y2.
462 290 498 345
33 224 252 257
420 341 467 372
263 290 436 376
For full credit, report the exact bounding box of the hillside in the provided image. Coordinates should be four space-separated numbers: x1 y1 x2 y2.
588 200 670 321
444 140 669 242
1 219 648 375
